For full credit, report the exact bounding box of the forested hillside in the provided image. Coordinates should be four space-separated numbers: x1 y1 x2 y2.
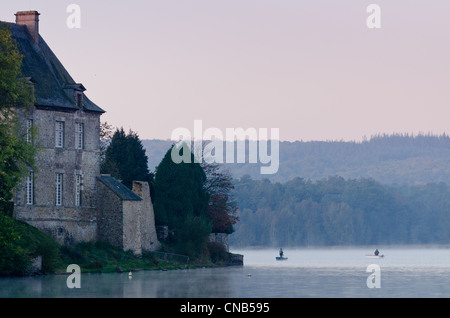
143 134 450 247
143 134 450 185
229 176 450 247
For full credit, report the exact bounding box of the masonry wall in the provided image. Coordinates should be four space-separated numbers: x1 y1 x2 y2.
96 181 123 247
14 107 101 245
209 233 229 252
132 181 161 252
122 200 142 255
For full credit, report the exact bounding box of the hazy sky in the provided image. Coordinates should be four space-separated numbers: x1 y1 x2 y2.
1 1 450 141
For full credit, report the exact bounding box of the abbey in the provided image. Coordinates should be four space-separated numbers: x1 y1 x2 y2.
6 11 160 255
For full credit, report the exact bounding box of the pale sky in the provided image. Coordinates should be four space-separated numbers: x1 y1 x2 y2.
1 0 450 142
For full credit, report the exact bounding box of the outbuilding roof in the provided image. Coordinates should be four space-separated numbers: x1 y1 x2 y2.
97 175 142 201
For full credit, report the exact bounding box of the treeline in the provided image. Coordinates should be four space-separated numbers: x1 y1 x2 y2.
271 133 450 184
229 175 450 247
142 133 450 185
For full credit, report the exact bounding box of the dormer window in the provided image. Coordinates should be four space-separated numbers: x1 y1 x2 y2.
75 91 83 108
63 83 86 108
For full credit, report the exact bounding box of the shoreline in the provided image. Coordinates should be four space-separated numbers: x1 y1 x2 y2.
3 252 244 278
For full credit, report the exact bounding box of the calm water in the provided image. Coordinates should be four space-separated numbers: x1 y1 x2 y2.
1 247 450 298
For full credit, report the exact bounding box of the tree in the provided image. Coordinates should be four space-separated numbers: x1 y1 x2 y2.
0 23 36 214
202 163 239 234
0 23 34 110
99 121 114 167
153 143 211 257
101 127 152 189
153 143 210 227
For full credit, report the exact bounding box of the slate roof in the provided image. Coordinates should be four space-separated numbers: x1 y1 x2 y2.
97 175 142 201
3 21 104 113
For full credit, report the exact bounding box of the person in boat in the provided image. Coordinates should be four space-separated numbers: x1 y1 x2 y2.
374 249 379 256
279 248 284 258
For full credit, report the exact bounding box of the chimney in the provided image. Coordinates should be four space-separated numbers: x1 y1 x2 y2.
15 11 40 45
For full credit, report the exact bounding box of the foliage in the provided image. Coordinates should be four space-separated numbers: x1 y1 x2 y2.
0 213 30 275
101 127 153 189
202 163 239 233
171 213 212 259
207 241 228 264
0 23 34 110
153 143 209 227
230 175 450 247
153 143 212 258
99 121 114 167
18 222 60 274
0 23 36 214
0 121 36 214
0 214 60 276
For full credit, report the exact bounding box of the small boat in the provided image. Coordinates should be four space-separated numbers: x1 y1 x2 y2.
365 254 384 258
276 256 288 261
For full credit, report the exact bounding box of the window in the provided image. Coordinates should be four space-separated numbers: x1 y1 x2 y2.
75 174 82 206
56 173 63 206
26 119 33 144
75 92 83 107
26 171 33 205
75 123 84 150
55 121 64 148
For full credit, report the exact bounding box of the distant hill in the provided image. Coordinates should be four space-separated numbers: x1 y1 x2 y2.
142 134 450 185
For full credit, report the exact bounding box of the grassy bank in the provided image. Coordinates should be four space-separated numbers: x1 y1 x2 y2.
0 214 232 276
0 214 60 276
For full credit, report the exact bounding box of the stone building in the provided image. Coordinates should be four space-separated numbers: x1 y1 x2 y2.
6 11 159 253
97 177 160 255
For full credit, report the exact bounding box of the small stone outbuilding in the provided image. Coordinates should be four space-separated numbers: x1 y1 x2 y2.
96 175 160 255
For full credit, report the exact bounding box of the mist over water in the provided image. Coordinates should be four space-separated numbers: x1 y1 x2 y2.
1 247 449 298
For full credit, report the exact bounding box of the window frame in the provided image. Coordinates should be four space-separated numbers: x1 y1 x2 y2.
55 173 63 206
26 171 34 205
75 122 84 150
75 174 82 207
26 119 33 144
55 121 65 148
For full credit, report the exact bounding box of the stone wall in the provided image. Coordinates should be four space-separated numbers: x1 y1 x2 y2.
96 180 123 247
14 107 101 245
132 181 161 252
122 200 142 255
209 233 229 252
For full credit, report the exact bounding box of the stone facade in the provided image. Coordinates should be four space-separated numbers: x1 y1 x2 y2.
14 108 100 245
132 181 161 252
96 177 124 247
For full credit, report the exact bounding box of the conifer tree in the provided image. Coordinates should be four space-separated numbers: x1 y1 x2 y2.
153 143 211 257
153 143 210 227
101 128 152 189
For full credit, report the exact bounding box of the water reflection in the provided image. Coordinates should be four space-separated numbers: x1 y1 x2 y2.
0 268 238 298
